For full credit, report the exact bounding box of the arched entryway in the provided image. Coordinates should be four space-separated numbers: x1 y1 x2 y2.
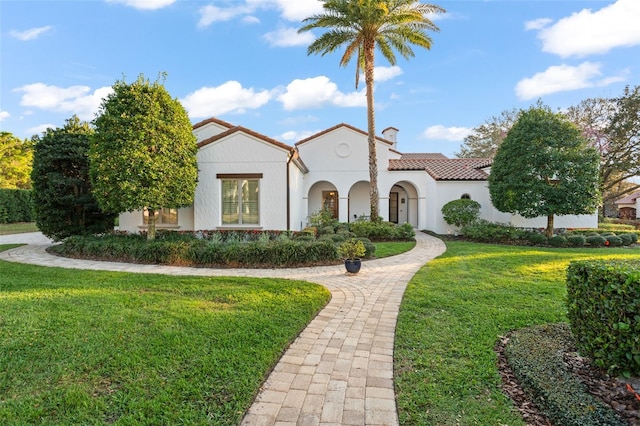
388 182 419 227
307 181 340 221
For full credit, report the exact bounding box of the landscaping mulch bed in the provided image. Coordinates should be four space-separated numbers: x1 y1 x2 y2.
496 334 640 425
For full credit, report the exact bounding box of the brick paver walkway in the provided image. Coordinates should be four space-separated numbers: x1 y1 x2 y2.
0 232 446 425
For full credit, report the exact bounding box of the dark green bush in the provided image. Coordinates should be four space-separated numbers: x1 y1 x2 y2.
586 235 606 247
526 232 548 245
567 260 640 376
605 235 623 247
619 233 634 246
349 221 415 241
0 189 33 223
355 237 376 258
548 235 567 247
505 323 625 426
461 220 523 243
441 199 481 228
566 234 586 247
50 233 341 267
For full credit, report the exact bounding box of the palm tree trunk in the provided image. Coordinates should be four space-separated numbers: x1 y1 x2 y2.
365 40 379 222
147 207 157 240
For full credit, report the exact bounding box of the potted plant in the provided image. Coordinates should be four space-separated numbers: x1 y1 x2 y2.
337 239 366 274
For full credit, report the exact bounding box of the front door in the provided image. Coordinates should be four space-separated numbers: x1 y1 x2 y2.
389 192 399 223
322 190 339 219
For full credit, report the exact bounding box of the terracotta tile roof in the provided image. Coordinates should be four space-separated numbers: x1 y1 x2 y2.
389 156 493 180
295 123 393 147
615 191 640 205
192 116 236 130
197 126 295 153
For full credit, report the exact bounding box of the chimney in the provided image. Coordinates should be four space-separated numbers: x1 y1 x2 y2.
382 127 399 150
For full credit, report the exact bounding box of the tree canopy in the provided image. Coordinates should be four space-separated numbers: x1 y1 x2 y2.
0 131 33 189
488 106 600 237
90 75 198 239
31 116 115 241
299 0 444 221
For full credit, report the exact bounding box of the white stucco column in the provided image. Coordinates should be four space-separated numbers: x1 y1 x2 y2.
417 196 428 230
379 196 389 222
339 196 349 223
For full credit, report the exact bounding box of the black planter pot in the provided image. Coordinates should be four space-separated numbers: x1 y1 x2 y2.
344 259 362 274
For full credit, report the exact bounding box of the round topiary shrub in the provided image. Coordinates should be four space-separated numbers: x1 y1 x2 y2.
527 232 548 245
619 233 634 246
606 235 623 247
441 198 481 228
567 234 586 247
548 235 567 247
586 235 606 247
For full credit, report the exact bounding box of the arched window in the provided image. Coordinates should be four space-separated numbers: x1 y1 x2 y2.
461 193 471 200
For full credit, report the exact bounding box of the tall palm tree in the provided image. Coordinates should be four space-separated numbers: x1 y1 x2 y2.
299 0 444 222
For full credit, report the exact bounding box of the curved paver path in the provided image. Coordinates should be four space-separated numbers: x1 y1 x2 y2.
0 231 446 426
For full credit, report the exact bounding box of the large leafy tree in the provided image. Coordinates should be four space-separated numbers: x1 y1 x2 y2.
31 116 116 241
90 75 198 240
299 0 444 221
488 106 600 237
0 132 33 189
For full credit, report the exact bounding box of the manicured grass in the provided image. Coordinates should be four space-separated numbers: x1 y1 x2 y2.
0 222 38 235
373 240 416 258
394 241 640 425
0 247 330 425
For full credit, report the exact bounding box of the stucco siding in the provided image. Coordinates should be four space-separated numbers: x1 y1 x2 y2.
194 133 289 230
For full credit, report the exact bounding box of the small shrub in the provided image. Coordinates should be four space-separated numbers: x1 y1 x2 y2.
441 199 481 228
337 239 366 260
526 232 548 245
619 233 634 246
606 235 623 247
349 220 414 241
320 225 335 235
548 235 567 247
355 237 376 258
461 220 523 243
586 235 606 247
566 234 586 247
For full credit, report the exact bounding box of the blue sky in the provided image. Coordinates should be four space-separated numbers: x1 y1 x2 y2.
1 0 639 157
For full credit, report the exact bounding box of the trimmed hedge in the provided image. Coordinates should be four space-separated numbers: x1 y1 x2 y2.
460 220 523 242
505 323 625 426
349 221 415 241
0 189 33 223
51 233 342 268
567 260 640 376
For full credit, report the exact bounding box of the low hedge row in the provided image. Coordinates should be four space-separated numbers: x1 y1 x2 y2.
459 221 638 248
348 221 415 241
567 260 640 377
504 323 625 426
0 189 33 223
51 233 349 267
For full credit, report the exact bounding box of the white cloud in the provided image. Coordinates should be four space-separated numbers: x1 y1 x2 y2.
524 18 552 31
534 0 640 57
263 27 315 47
181 81 273 118
13 83 113 120
515 62 625 100
106 0 175 10
278 76 365 110
272 0 324 22
198 4 253 27
373 66 403 82
198 0 323 28
421 125 472 142
10 26 52 41
26 124 57 137
278 129 319 142
0 111 9 121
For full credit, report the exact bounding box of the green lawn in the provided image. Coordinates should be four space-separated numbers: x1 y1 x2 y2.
374 240 416 258
0 222 39 235
394 241 640 425
0 246 330 425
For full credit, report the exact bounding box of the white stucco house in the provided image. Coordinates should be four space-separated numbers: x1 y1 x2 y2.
118 117 597 234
